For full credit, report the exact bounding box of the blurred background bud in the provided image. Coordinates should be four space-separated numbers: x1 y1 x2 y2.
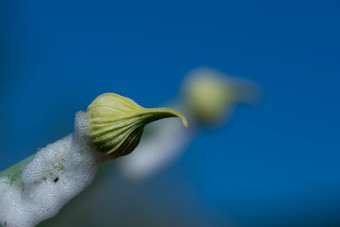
118 68 260 182
183 67 261 125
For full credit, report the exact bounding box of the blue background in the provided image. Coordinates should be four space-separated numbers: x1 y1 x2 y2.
1 0 340 226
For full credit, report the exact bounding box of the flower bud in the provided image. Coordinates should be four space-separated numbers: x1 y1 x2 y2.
86 93 188 160
184 68 260 124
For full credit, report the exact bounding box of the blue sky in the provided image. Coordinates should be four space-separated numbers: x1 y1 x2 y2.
1 0 340 226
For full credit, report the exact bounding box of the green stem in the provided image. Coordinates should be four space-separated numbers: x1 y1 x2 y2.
0 154 35 185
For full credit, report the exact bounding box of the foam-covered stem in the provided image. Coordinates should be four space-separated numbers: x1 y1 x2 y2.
0 113 101 227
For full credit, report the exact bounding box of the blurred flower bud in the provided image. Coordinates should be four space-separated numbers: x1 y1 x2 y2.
184 68 260 124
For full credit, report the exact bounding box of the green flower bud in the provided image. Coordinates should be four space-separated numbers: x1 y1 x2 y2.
184 68 260 124
185 72 233 123
86 93 188 160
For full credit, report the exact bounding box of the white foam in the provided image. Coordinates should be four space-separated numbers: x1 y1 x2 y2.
0 111 102 227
